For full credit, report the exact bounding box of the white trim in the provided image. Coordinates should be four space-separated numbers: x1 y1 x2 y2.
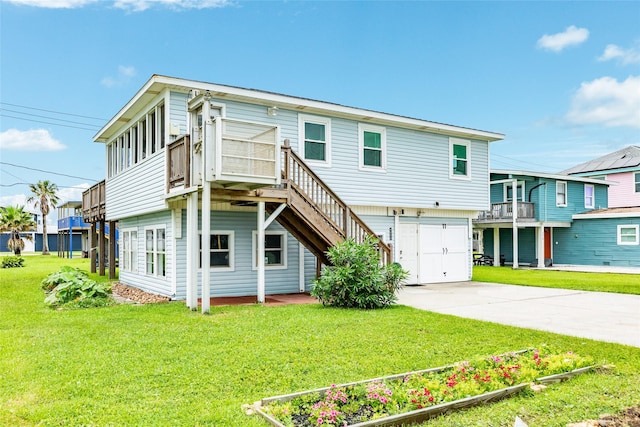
252 230 288 270
298 114 331 167
556 181 567 207
449 138 471 180
143 225 167 278
493 169 613 186
199 230 235 272
573 211 640 219
584 184 595 209
617 224 639 245
358 123 387 172
503 181 525 202
121 228 138 273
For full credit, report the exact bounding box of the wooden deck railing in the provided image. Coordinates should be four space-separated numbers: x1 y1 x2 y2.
477 201 535 221
167 135 190 190
281 140 392 264
82 180 106 223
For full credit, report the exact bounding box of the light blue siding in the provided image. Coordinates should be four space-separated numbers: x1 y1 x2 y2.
169 91 189 137
554 217 640 267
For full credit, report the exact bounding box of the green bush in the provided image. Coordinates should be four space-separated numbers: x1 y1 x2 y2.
311 237 408 309
42 266 112 308
1 256 25 268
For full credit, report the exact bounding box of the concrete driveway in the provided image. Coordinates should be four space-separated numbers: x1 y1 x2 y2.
397 282 640 347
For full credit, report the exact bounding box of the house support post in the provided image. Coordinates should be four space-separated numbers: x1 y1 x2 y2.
69 217 74 259
511 179 519 269
298 242 305 293
90 222 97 274
257 201 266 303
536 226 545 268
201 182 211 314
108 221 116 279
186 191 199 310
99 219 106 276
493 227 500 267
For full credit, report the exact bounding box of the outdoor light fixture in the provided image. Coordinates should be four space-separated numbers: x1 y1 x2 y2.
267 106 278 116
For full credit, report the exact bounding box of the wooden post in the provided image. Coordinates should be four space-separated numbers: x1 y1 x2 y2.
108 221 116 280
99 219 105 276
90 222 97 274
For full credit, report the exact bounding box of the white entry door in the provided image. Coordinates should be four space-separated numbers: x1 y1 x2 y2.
398 223 419 284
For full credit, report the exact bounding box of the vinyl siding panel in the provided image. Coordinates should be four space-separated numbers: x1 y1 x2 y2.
118 211 173 297
169 91 189 138
607 172 640 208
106 151 166 220
554 217 640 267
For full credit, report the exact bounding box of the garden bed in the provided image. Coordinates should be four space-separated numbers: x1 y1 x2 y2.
249 348 594 427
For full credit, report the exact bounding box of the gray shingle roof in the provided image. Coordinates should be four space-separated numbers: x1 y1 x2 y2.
561 146 640 175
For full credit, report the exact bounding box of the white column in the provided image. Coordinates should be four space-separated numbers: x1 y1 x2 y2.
536 226 545 268
394 213 400 263
493 227 500 267
201 181 211 314
257 201 266 303
186 192 199 310
298 242 305 293
511 179 519 269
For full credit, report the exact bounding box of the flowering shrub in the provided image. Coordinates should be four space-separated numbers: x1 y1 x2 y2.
262 347 593 426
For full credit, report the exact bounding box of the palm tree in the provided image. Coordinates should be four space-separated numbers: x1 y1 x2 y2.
27 180 59 255
0 206 37 256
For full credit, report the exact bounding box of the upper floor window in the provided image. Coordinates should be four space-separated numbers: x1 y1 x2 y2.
253 231 287 269
358 124 386 170
299 114 331 165
584 184 594 209
618 225 639 245
504 181 525 202
449 138 470 178
199 231 234 271
556 181 567 207
145 226 166 277
635 172 640 193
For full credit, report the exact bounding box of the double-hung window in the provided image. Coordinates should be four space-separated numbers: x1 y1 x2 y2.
199 231 234 271
556 181 567 207
145 227 166 277
635 172 640 193
584 184 594 209
121 229 138 272
617 225 639 245
253 231 287 269
449 138 470 178
299 114 331 165
358 124 386 170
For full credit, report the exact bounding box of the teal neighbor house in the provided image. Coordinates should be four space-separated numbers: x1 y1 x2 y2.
473 170 640 268
90 74 504 311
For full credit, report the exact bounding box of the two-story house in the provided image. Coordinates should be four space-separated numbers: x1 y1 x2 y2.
474 170 639 268
90 75 504 311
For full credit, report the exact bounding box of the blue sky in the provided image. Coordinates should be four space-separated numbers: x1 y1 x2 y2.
1 0 639 222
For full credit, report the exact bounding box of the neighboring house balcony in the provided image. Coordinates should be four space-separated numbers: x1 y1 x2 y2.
475 202 535 223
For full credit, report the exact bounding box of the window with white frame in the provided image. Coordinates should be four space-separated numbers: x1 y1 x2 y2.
299 114 331 164
556 181 567 207
450 138 470 178
253 231 287 269
617 225 639 245
635 172 640 193
584 184 595 209
121 229 138 272
145 227 166 277
504 181 525 202
199 232 234 271
358 124 386 170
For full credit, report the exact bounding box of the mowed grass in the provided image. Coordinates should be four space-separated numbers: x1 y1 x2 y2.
1 256 639 426
473 266 640 295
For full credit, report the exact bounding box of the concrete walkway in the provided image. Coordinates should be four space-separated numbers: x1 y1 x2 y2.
397 282 640 348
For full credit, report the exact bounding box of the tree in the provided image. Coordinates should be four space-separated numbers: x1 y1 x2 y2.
0 206 37 256
28 180 59 255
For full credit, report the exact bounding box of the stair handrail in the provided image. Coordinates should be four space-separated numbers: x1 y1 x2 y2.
281 140 392 264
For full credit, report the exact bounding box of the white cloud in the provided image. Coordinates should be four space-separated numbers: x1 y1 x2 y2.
598 44 640 65
0 194 30 209
566 76 640 128
537 25 589 52
57 183 90 204
4 0 97 8
113 0 231 12
101 65 137 88
0 129 66 151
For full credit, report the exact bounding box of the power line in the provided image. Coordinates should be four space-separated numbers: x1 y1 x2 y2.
0 102 107 121
1 108 102 128
0 113 100 131
0 161 98 181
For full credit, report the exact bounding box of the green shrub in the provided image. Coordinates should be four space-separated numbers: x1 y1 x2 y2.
311 237 408 309
42 266 112 308
1 256 24 268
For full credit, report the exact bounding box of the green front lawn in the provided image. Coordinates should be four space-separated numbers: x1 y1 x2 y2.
473 266 640 295
1 256 639 426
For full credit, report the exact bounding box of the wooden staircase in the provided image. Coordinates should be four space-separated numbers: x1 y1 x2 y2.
266 141 392 266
